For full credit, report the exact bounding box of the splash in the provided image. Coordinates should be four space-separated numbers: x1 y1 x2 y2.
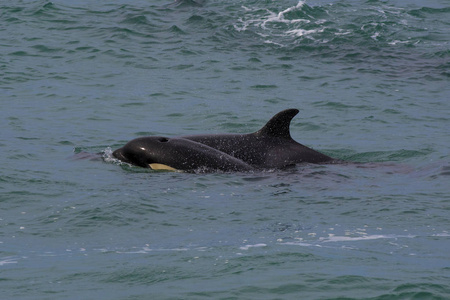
102 147 117 163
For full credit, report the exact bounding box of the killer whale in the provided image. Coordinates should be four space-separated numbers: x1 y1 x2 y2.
112 109 335 172
113 136 254 172
181 109 333 168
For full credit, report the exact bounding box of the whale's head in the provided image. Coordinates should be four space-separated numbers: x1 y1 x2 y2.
113 136 175 170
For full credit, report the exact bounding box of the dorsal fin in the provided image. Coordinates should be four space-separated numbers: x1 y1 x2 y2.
255 109 299 139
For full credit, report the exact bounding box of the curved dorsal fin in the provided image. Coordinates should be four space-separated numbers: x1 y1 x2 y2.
255 108 299 139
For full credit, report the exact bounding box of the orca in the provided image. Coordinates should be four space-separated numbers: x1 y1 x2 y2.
112 109 335 172
182 109 334 168
113 136 254 172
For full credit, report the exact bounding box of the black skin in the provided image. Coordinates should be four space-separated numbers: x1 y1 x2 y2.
113 136 254 172
113 109 336 172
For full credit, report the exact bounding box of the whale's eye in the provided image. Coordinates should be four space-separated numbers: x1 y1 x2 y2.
159 137 169 143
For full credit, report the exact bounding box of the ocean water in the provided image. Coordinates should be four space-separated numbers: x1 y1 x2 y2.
1 0 449 299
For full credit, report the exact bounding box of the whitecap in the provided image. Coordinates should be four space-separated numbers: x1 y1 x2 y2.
319 234 416 243
239 243 267 250
0 257 18 266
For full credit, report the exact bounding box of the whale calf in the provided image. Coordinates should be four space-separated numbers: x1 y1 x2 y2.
113 136 254 172
113 109 335 172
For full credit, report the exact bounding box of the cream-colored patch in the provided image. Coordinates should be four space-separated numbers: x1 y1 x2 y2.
149 163 177 171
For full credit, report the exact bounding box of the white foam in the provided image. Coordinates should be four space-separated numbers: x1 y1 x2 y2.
239 243 267 250
371 32 380 40
0 257 18 266
260 1 309 30
432 232 450 237
279 1 306 17
277 233 417 249
319 234 415 243
115 247 190 254
279 241 316 247
388 40 410 45
234 1 318 40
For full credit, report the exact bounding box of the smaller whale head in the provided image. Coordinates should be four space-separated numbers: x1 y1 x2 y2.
113 136 173 169
112 135 255 172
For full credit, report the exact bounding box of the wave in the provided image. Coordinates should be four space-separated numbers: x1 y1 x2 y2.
232 1 448 47
229 1 449 80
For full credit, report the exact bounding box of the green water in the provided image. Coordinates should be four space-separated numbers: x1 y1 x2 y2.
1 0 449 299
